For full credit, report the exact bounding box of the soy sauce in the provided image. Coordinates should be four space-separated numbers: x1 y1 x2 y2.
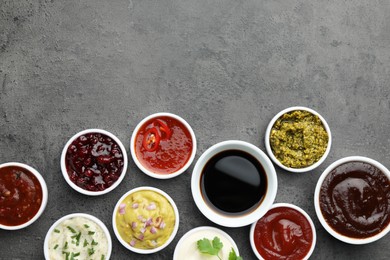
200 150 267 215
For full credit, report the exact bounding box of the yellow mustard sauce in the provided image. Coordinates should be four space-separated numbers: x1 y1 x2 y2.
115 190 175 249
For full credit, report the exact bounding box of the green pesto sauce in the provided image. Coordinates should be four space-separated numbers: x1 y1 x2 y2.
270 110 328 168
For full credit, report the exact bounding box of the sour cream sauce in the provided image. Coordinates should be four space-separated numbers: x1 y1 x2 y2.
47 216 109 260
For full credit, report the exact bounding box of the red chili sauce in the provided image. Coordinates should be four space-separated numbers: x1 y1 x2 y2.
135 116 193 174
319 161 390 238
65 132 124 191
0 166 43 226
253 207 313 260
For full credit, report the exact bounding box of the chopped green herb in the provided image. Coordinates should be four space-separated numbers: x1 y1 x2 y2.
64 242 68 249
54 244 59 250
71 232 82 246
91 239 98 246
54 229 60 233
83 239 89 247
88 247 95 256
70 252 80 260
88 231 95 235
62 251 70 260
101 255 105 260
67 226 77 233
84 224 90 228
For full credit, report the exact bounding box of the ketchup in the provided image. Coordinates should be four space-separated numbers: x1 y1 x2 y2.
253 206 313 260
0 166 43 226
134 116 193 174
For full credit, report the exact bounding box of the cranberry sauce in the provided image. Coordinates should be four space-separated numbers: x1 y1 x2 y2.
65 133 124 192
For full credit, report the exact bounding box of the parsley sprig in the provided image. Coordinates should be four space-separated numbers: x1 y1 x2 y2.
197 236 243 260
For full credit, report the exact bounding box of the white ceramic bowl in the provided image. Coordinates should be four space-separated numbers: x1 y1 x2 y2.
61 129 128 196
314 156 390 244
173 226 240 260
191 140 277 227
265 106 332 173
0 162 48 230
250 203 316 260
44 213 112 260
130 112 196 179
112 186 180 254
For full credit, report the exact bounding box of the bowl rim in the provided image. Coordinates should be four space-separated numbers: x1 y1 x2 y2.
314 156 390 244
0 162 48 230
60 128 128 196
265 106 332 173
249 203 317 260
43 212 112 260
130 112 197 179
112 186 180 254
173 226 240 260
191 140 278 227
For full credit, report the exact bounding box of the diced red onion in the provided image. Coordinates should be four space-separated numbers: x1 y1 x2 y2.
129 240 136 247
145 217 153 227
159 221 166 229
138 234 144 241
146 202 156 210
150 226 157 234
140 227 146 234
119 203 126 215
132 203 139 209
131 222 137 229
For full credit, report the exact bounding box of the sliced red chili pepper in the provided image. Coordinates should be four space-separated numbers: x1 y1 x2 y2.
142 127 161 152
154 119 172 139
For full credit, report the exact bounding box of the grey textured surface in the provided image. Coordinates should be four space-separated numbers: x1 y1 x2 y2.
0 0 390 259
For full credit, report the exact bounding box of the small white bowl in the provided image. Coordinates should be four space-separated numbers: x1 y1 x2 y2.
314 156 390 244
191 140 277 227
61 129 128 196
44 213 112 260
173 226 240 260
130 112 197 179
265 106 332 173
0 162 48 230
250 203 316 260
112 186 180 254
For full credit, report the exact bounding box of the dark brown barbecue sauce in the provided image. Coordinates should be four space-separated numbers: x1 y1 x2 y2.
319 161 390 238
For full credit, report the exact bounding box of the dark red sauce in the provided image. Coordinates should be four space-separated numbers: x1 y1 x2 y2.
253 206 313 260
135 116 193 174
65 132 124 191
319 161 390 238
0 166 43 226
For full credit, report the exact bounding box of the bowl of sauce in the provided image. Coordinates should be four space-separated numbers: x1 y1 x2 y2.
314 156 390 244
112 186 179 254
61 129 128 196
265 106 331 173
191 140 277 227
44 213 112 260
0 162 48 230
250 203 316 260
173 226 240 260
131 112 196 179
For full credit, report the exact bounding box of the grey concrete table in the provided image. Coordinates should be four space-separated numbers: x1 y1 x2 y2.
1 0 389 259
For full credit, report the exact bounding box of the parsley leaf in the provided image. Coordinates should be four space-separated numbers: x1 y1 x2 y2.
228 248 243 260
197 237 223 259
